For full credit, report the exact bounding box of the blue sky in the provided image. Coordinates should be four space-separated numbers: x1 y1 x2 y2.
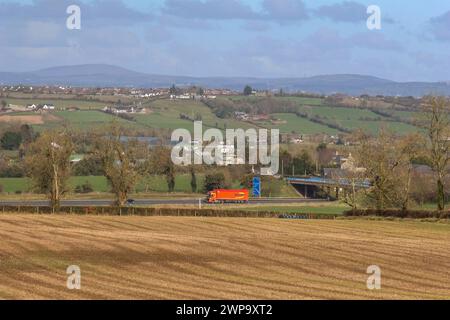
0 0 450 81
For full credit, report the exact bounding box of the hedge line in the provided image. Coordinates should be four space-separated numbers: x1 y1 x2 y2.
0 205 339 219
344 209 450 219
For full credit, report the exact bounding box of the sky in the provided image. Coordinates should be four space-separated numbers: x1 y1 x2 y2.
0 0 450 82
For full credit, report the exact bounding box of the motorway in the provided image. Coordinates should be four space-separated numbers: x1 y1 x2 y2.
0 198 327 207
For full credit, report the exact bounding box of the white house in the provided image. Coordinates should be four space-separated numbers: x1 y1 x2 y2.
42 104 55 110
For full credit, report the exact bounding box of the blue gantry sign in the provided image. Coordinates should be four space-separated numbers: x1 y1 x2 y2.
253 177 261 197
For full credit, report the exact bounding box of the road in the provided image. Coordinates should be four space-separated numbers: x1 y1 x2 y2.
0 198 327 207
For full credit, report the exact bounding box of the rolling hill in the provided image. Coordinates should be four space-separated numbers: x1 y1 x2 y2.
1 64 450 96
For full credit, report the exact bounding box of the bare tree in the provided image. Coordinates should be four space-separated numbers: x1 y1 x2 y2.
355 130 422 211
96 122 139 207
25 130 74 213
332 167 366 212
422 96 450 211
391 133 424 211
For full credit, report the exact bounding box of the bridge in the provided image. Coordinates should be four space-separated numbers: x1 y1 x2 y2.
286 176 371 199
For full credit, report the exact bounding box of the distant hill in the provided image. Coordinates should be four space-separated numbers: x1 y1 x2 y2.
1 64 449 97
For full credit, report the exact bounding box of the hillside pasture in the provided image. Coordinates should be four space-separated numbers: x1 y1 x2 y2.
265 113 339 134
136 100 253 132
300 106 421 135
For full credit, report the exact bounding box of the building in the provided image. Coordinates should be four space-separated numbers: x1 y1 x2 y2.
42 104 55 110
27 103 55 111
103 106 143 114
234 111 249 121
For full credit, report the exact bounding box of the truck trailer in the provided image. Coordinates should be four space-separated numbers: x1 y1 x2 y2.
206 189 250 204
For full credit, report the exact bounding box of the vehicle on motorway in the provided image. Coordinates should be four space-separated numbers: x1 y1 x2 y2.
206 189 249 204
126 199 136 206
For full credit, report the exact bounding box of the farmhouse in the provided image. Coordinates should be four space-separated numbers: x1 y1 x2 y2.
27 103 56 111
170 94 192 100
234 111 249 120
42 104 55 110
103 105 143 114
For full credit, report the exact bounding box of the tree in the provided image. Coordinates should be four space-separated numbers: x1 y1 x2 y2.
330 151 368 211
148 146 176 193
243 85 253 96
292 151 315 175
25 130 74 212
422 96 450 211
73 157 104 176
394 134 424 210
196 87 205 96
169 84 177 95
190 166 197 193
20 124 34 144
204 173 226 192
96 122 139 207
1 131 22 150
355 130 423 211
1 100 7 109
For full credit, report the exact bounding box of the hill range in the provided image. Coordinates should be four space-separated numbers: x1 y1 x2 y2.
1 64 450 97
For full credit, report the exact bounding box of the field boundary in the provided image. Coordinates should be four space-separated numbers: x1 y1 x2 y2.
0 205 339 219
344 209 450 219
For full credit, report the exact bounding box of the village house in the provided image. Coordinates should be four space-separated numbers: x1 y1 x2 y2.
234 111 249 121
103 105 144 114
290 136 304 144
170 94 192 100
27 103 55 111
42 104 55 110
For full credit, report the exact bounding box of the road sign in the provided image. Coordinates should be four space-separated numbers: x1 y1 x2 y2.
253 177 261 197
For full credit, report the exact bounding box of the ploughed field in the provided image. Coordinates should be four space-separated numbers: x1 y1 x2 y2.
0 215 449 299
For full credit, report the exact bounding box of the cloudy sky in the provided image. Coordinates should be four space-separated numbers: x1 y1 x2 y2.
0 0 450 81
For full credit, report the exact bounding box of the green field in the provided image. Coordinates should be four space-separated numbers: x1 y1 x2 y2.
298 105 420 135
1 95 425 135
277 96 325 106
266 113 339 134
136 100 253 132
54 111 141 130
0 174 299 197
0 176 197 194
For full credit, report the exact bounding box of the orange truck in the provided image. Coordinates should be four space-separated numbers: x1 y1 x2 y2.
206 189 250 204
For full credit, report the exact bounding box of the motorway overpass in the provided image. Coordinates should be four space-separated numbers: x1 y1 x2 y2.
287 176 371 199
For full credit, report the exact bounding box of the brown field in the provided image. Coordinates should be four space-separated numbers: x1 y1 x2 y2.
0 115 45 124
0 215 449 300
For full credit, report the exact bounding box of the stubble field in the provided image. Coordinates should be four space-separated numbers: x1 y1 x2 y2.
0 215 448 299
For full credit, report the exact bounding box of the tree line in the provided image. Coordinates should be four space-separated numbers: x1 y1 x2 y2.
338 97 449 212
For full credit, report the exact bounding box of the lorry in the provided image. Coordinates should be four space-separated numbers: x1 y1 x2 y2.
206 189 250 204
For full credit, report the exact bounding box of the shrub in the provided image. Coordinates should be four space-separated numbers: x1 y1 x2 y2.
344 209 450 219
204 173 226 192
0 164 25 178
74 181 94 194
0 131 22 150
